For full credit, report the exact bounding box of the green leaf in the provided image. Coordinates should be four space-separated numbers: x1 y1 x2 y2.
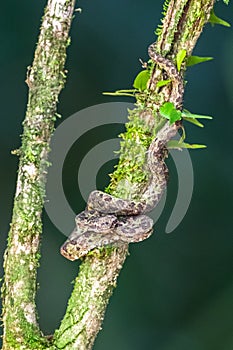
209 9 231 27
223 0 229 4
183 117 204 128
182 110 212 128
103 89 137 97
167 140 207 149
159 102 182 124
182 109 213 120
176 49 186 71
156 79 171 88
187 55 213 67
179 125 186 143
133 70 150 91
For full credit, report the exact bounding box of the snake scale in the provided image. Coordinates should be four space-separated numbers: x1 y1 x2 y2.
60 43 184 261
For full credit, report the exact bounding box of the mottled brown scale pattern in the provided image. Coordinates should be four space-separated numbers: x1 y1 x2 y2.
60 44 184 261
148 43 184 110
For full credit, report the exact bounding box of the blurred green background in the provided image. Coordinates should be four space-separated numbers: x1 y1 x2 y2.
1 0 233 349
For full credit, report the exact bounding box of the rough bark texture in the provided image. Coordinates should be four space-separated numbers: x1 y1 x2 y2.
1 0 76 349
54 0 215 349
1 0 215 349
54 246 128 349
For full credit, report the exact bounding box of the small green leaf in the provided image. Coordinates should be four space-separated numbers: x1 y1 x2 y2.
183 117 204 128
159 102 182 124
182 110 212 128
209 9 231 27
133 70 150 91
167 140 207 149
187 55 213 67
179 125 186 143
156 79 171 88
182 109 213 120
223 0 229 4
176 49 186 71
103 89 137 97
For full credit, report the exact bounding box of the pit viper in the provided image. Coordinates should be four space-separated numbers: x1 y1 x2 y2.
60 43 184 260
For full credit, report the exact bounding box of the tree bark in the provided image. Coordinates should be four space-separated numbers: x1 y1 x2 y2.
1 0 216 349
1 0 76 348
54 0 215 349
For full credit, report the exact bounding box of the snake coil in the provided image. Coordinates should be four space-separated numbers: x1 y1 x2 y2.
60 44 184 261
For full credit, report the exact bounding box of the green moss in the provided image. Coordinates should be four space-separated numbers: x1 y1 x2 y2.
105 106 154 198
2 2 75 348
155 0 172 37
4 308 48 349
85 245 118 259
180 1 203 44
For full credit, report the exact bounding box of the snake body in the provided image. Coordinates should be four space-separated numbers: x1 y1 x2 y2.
60 44 184 261
147 44 184 109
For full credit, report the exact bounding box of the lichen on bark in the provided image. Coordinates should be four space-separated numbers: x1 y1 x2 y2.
54 0 215 349
1 0 76 348
1 0 216 349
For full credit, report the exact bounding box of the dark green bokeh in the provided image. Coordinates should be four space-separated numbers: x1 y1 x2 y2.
0 1 233 349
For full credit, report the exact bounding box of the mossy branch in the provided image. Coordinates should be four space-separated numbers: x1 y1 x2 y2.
1 0 217 349
54 0 215 349
1 0 76 349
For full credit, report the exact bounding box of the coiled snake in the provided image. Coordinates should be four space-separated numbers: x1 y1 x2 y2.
60 43 184 261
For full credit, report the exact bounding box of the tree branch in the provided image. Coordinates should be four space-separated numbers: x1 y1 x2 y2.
54 0 215 349
1 0 76 348
1 0 216 349
54 246 128 349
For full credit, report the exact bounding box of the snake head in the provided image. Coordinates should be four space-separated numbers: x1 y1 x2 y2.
60 239 88 261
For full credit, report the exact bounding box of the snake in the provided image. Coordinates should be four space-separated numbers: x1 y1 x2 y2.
60 43 184 261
